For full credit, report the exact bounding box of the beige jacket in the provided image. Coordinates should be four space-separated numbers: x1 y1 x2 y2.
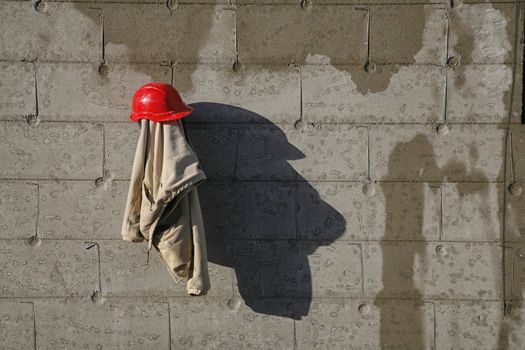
120 118 210 296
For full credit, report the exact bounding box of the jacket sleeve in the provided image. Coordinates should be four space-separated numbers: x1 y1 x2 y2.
186 187 211 296
121 120 148 242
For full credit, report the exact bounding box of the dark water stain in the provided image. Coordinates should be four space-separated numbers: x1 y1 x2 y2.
72 2 217 93
349 65 402 95
70 3 431 98
440 139 506 348
376 134 436 349
354 5 428 94
452 4 514 90
497 3 517 63
326 5 427 94
376 135 496 348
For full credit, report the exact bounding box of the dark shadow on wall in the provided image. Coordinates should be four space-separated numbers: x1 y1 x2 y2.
181 103 347 320
377 134 490 348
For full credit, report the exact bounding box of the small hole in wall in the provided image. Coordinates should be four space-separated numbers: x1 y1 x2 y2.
98 62 109 77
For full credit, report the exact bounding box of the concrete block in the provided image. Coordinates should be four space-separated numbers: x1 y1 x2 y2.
0 181 38 239
449 4 516 64
297 181 441 241
447 65 513 123
230 240 362 297
39 180 127 240
183 124 238 179
442 182 503 242
174 64 300 124
34 298 170 350
0 122 103 180
199 181 296 240
370 5 447 64
363 241 502 300
100 240 233 297
238 5 367 64
228 240 264 297
0 63 34 119
295 298 435 349
436 301 505 350
297 181 361 241
235 123 299 181
456 296 525 349
306 241 363 298
373 182 441 241
236 124 368 181
169 297 294 349
302 64 445 123
104 4 235 64
0 240 98 297
38 63 170 121
0 301 35 350
370 124 506 182
0 2 100 62
105 123 140 180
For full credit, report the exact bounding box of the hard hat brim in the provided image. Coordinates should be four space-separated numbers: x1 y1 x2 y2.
130 105 194 123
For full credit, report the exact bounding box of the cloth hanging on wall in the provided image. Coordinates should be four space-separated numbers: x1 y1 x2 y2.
120 118 210 296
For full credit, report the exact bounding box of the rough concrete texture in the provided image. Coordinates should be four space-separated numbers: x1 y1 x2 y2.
0 0 524 349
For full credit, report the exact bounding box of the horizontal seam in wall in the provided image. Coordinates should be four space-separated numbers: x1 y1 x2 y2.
0 237 508 243
0 120 520 126
3 0 520 5
0 295 504 303
28 179 505 183
0 178 504 182
0 59 521 66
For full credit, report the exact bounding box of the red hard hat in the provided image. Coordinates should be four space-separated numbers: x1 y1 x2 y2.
130 82 193 122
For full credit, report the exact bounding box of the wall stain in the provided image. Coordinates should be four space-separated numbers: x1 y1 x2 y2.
72 2 217 94
376 134 436 349
358 5 428 94
376 134 497 348
451 4 513 90
349 65 402 95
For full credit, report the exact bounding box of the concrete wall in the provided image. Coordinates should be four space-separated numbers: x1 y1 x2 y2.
0 0 524 348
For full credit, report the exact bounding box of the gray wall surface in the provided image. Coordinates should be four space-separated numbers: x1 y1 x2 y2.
0 0 524 348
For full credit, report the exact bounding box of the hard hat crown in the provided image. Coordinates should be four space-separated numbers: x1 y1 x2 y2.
130 82 193 122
